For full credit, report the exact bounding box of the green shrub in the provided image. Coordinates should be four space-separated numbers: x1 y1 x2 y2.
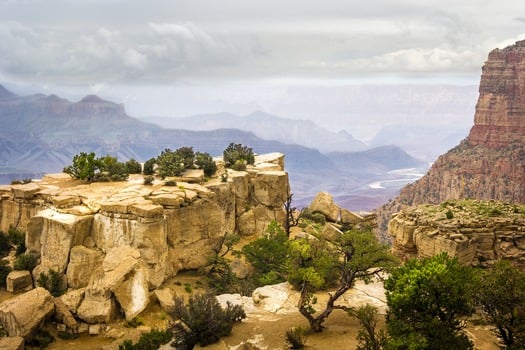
170 293 246 349
157 149 185 178
10 178 32 185
286 327 307 349
125 158 142 174
176 146 195 169
57 331 79 340
8 226 25 256
124 317 145 328
184 283 193 293
37 269 65 297
26 329 54 349
143 175 154 186
195 152 217 177
164 180 177 186
14 253 37 271
445 209 454 219
63 152 98 181
118 328 172 350
143 158 156 175
0 260 12 288
223 143 255 168
0 232 10 257
231 159 247 171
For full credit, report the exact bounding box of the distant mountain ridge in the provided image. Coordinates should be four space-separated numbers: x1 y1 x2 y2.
142 111 367 153
0 84 425 210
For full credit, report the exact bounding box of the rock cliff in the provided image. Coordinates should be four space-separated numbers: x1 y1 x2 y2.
0 153 288 323
388 199 525 267
377 40 525 238
399 40 525 206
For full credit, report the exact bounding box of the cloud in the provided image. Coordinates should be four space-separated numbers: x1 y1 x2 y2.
0 1 524 86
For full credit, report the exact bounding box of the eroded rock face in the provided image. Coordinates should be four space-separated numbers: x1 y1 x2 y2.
0 153 289 324
376 40 525 239
389 200 525 266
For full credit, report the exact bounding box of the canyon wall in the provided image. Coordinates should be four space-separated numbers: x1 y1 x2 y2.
377 40 525 239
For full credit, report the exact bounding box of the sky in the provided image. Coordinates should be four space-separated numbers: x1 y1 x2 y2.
0 0 524 137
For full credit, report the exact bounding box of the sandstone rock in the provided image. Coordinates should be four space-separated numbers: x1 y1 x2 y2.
378 40 525 235
320 223 343 242
11 183 40 200
253 171 288 208
66 246 104 289
60 288 85 314
53 297 78 331
6 271 33 293
76 293 116 324
389 200 525 266
0 336 24 350
27 209 92 278
0 287 54 338
112 267 150 321
154 288 175 312
309 192 340 222
89 323 104 335
230 258 253 279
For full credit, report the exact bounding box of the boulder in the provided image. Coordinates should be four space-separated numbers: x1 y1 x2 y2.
76 292 116 324
66 246 104 289
154 288 175 313
112 267 150 321
27 209 92 278
0 287 54 338
253 171 289 208
6 271 33 293
309 192 340 222
60 288 85 314
0 337 24 350
78 247 150 322
53 297 78 331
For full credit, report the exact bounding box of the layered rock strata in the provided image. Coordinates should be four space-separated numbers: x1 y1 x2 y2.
377 40 525 241
389 200 525 266
386 40 525 209
0 153 288 324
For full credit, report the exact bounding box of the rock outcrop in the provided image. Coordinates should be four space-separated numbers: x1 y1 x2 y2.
0 153 289 325
377 40 525 239
389 200 525 266
398 40 525 206
0 287 54 339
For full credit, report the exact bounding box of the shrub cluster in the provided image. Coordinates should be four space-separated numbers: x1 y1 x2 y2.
223 143 255 171
63 152 140 182
170 293 246 349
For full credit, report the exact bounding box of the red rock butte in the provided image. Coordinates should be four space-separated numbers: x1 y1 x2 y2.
468 39 525 148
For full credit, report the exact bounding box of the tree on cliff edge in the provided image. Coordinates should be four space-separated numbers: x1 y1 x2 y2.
287 228 395 332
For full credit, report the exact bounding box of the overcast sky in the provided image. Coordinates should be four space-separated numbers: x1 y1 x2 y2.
1 0 524 131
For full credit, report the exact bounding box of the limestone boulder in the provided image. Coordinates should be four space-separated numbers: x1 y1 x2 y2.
112 267 150 321
53 297 78 331
6 271 33 293
79 247 150 322
0 287 54 339
76 292 116 324
27 209 92 278
66 246 104 289
60 288 85 314
253 171 289 208
154 288 175 313
0 337 24 350
309 192 340 222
